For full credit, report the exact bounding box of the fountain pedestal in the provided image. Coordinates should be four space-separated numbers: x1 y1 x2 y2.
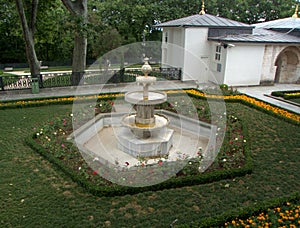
117 127 174 158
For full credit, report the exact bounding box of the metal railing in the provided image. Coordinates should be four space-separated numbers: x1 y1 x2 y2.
0 68 182 91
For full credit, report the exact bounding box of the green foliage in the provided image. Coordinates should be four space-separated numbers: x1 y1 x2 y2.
0 93 299 226
2 0 299 64
208 0 297 24
272 90 300 100
25 95 252 197
35 1 74 61
190 193 300 227
0 1 26 62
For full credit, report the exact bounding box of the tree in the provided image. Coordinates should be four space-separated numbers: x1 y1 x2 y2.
35 1 73 62
15 0 40 76
207 0 298 24
0 1 26 63
61 0 88 75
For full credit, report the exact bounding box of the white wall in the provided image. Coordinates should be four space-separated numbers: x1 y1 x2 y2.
209 42 227 84
183 28 211 82
224 44 265 86
161 28 185 69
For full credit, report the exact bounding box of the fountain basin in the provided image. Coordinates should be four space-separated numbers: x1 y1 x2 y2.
117 126 174 158
70 110 217 168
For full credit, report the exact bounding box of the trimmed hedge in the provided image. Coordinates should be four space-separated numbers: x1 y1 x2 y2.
271 90 300 100
0 92 120 110
186 89 299 125
2 88 298 124
25 130 252 197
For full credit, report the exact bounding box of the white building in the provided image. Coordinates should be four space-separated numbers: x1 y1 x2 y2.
155 5 300 86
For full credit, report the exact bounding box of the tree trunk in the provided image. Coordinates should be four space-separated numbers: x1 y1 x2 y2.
15 0 40 77
61 0 87 76
72 32 87 73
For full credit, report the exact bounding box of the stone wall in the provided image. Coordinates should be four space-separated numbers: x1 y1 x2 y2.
260 45 286 85
260 45 300 85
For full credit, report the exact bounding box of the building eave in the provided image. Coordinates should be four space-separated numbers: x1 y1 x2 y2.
208 37 300 44
155 25 255 29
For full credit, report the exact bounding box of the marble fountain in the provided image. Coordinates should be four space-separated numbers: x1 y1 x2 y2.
70 58 217 186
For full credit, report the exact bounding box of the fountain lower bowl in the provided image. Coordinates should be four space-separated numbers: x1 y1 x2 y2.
121 113 170 139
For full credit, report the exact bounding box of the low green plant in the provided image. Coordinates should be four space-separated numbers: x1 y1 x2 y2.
271 90 300 100
1 90 300 227
27 96 251 197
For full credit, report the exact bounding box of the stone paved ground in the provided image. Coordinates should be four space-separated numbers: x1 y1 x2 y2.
237 84 300 114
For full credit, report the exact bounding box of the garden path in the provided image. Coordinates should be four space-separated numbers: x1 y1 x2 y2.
0 81 299 114
237 84 300 114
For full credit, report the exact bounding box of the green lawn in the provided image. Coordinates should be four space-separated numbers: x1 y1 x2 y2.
0 102 299 227
290 98 300 105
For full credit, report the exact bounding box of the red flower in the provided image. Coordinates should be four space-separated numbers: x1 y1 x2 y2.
61 144 65 148
158 161 163 166
93 171 98 175
125 162 129 166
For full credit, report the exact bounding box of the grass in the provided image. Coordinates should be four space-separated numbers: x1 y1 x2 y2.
290 98 300 105
0 100 299 227
0 72 17 77
28 96 249 196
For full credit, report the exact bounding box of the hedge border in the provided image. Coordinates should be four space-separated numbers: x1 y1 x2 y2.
1 88 299 124
185 89 299 125
0 92 121 110
25 122 252 197
271 90 300 100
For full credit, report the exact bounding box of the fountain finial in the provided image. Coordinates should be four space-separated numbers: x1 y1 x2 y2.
141 57 152 77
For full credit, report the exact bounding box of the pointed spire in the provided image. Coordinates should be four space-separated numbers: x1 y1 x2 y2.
292 4 298 18
199 0 206 15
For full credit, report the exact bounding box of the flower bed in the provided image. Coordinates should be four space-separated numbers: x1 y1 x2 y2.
271 90 300 100
225 201 300 227
26 93 251 197
271 90 300 105
186 89 300 123
1 88 299 123
195 193 300 227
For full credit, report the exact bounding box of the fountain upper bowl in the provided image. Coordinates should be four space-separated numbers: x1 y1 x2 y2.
125 91 167 105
